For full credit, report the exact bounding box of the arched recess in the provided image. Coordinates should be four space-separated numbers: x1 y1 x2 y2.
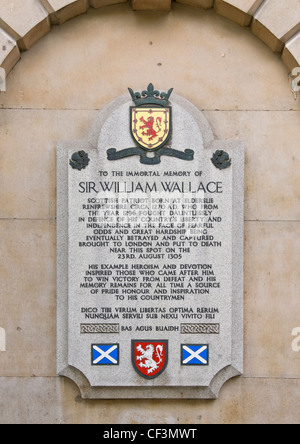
0 0 300 80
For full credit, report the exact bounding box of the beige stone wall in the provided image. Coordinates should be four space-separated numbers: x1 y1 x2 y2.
0 2 300 424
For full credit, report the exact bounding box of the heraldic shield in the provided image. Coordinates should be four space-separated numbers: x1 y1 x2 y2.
107 84 194 165
132 340 168 379
130 106 171 151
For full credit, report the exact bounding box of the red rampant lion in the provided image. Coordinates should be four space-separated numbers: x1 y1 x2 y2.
139 116 162 141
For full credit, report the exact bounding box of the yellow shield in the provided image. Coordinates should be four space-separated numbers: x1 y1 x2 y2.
131 107 171 151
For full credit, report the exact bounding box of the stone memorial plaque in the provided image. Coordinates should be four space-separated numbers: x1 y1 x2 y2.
57 85 244 399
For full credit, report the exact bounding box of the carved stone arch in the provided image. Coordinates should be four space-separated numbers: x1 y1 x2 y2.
0 0 300 79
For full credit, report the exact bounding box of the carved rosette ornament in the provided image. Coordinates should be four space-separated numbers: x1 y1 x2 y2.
211 150 232 170
69 151 90 170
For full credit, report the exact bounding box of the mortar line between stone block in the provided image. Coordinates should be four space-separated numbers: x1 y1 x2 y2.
1 107 300 113
242 375 300 381
0 373 300 380
245 219 300 223
0 217 53 221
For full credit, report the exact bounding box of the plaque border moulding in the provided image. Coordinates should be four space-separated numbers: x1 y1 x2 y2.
56 91 244 400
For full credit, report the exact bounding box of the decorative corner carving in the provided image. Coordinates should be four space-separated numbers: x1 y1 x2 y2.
211 150 232 170
70 151 90 171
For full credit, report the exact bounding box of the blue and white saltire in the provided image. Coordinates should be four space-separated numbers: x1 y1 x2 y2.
92 344 119 365
182 345 208 365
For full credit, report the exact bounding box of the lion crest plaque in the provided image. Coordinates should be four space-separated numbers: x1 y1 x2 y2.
57 84 244 399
